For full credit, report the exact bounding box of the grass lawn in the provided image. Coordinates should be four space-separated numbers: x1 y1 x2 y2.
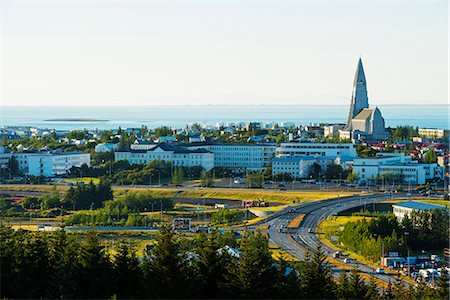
180 188 356 204
288 214 305 229
65 177 101 184
269 243 300 262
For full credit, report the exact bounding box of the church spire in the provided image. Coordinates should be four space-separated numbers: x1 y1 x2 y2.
345 58 369 130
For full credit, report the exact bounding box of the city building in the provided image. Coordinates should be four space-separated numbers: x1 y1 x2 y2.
27 151 91 176
352 153 444 184
1 150 91 176
324 124 346 139
95 143 118 153
342 58 387 139
276 142 356 158
392 201 446 221
418 128 447 139
272 156 335 179
115 143 214 171
188 143 276 171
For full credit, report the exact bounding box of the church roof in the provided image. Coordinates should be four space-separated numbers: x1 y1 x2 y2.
353 58 366 85
353 108 374 121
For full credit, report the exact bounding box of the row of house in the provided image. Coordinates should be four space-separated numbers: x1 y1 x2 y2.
114 141 444 184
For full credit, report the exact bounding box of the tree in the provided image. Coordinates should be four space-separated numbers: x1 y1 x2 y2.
244 171 263 188
195 232 232 298
326 163 343 180
435 268 449 299
46 230 79 299
199 170 213 187
301 245 336 299
347 171 359 183
143 228 185 298
112 241 143 299
423 148 437 164
309 162 322 180
231 232 277 298
76 233 112 298
7 156 20 177
347 269 368 298
67 130 88 140
172 166 185 186
154 126 173 137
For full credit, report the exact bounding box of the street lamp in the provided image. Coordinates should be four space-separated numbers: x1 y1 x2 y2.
404 232 410 277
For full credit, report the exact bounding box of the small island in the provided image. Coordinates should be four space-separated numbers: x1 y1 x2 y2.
44 118 108 122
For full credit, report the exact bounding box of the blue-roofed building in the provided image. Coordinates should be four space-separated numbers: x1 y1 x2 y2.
392 201 447 221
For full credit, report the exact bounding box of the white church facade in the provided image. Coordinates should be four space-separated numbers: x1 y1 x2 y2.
340 59 388 140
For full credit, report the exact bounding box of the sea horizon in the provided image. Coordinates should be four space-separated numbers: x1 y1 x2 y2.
1 104 448 131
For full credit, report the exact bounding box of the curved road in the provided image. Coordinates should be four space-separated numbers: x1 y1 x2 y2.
263 193 400 283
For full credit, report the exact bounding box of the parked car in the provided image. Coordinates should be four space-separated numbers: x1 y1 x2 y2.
344 258 351 264
375 268 385 274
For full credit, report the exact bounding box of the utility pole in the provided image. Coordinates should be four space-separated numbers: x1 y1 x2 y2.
160 200 163 224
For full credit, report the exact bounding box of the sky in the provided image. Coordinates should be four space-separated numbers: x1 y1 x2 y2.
1 0 448 106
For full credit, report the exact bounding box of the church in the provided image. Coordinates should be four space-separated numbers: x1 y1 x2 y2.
341 58 388 140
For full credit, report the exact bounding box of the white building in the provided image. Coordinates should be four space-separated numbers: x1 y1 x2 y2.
324 124 346 138
418 128 447 139
352 153 444 185
392 201 446 222
272 156 335 178
115 143 214 171
1 148 90 176
95 143 118 153
276 142 356 158
27 152 91 176
188 143 276 171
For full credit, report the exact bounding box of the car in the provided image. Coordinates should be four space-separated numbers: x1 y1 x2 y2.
375 268 385 274
344 258 351 264
278 183 285 188
279 188 287 191
308 228 313 233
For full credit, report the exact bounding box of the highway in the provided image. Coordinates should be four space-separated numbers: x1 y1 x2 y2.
264 193 400 283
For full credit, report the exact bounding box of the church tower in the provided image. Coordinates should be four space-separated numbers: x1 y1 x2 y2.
345 58 369 130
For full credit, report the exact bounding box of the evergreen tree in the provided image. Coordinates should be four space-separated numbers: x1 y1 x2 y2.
112 241 143 299
300 245 336 299
273 258 302 298
144 228 185 298
195 232 232 298
365 275 380 300
7 156 20 177
336 272 351 300
348 268 368 299
231 231 277 298
382 280 394 300
46 230 78 299
435 268 450 299
424 148 437 164
76 232 112 298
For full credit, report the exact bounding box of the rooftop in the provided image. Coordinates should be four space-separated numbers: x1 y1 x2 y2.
392 201 445 211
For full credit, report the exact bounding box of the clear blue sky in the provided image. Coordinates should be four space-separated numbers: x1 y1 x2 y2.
1 0 448 106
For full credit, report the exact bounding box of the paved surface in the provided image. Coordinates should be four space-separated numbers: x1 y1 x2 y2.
262 194 401 283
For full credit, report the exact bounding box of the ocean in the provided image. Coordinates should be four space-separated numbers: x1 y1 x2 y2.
1 105 448 131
